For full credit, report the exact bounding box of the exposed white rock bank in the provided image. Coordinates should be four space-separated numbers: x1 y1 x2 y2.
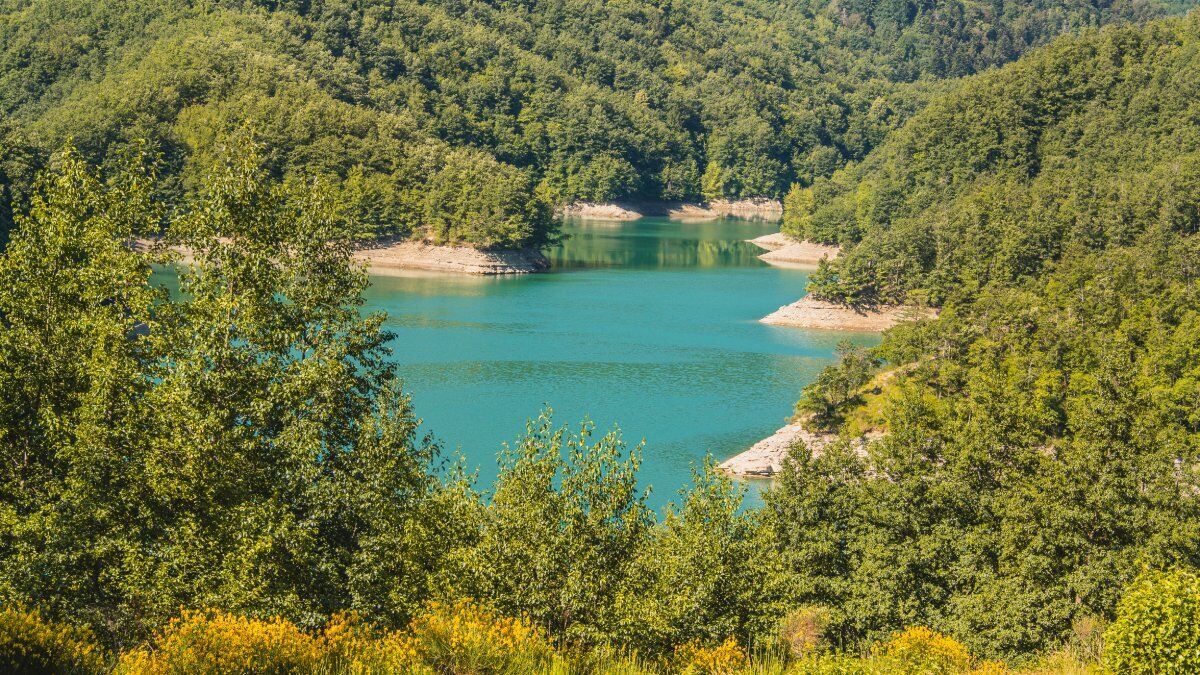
558 202 644 220
762 296 935 332
354 240 549 275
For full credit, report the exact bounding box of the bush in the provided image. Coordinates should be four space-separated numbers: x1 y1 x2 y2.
778 606 832 657
0 606 107 675
408 599 558 673
876 627 972 674
115 610 321 674
318 612 430 674
1104 569 1200 674
673 637 748 674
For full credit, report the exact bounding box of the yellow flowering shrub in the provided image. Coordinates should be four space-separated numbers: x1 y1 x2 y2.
0 605 107 674
115 610 321 674
318 611 431 674
876 626 972 674
408 599 556 673
673 637 748 674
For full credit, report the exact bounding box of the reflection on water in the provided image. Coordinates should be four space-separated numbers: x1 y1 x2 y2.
549 217 777 270
363 216 879 509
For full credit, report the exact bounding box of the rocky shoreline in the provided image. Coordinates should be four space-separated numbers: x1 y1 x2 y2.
558 202 644 220
353 240 550 275
746 233 839 268
137 237 550 276
558 199 783 222
717 422 878 478
716 423 832 477
761 296 935 332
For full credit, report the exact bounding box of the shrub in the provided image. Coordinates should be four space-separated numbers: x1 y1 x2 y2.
408 599 557 673
967 662 1010 674
778 606 832 657
673 637 748 674
0 606 107 675
317 612 430 674
876 627 971 674
115 610 321 674
1104 569 1200 674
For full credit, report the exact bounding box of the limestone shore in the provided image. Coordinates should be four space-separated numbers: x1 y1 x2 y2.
746 233 840 268
558 202 644 220
353 240 550 275
557 199 783 222
717 423 833 477
718 422 878 478
706 198 783 219
136 237 550 275
761 296 935 332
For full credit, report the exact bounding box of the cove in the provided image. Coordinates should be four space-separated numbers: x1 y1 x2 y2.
363 217 879 509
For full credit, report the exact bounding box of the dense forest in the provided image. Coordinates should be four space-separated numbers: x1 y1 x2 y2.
1 0 1193 249
782 6 1200 660
784 8 1200 308
4 1 1200 674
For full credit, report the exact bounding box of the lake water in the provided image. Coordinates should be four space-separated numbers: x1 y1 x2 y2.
364 217 878 509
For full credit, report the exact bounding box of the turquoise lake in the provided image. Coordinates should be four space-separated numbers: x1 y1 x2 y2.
363 217 878 509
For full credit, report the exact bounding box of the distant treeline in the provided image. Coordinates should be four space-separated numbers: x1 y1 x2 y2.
1 0 1191 247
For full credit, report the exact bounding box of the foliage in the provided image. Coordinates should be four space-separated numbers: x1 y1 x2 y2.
4 4 1200 661
778 606 833 657
0 606 108 675
1103 569 1200 674
0 141 456 647
790 12 1200 307
457 413 653 646
876 627 972 674
795 341 882 431
0 0 1186 236
408 600 557 674
767 10 1200 663
616 461 775 653
673 637 748 674
317 612 428 675
115 611 323 674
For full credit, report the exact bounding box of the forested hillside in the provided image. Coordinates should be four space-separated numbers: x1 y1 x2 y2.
3 2 1200 674
1 0 1190 248
785 8 1200 307
778 9 1200 659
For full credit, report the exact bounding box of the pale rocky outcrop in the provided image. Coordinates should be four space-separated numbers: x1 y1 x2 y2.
138 237 549 275
746 233 840 268
559 199 782 222
708 198 783 219
745 232 795 251
762 296 935 332
718 422 880 478
717 423 829 477
667 203 720 221
558 202 643 220
353 240 549 275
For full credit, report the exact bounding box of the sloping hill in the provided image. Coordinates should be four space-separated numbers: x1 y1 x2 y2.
0 0 1190 246
785 9 1200 306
